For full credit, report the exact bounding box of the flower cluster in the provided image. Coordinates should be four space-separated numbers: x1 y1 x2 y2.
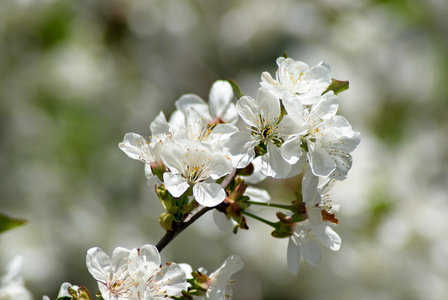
42 55 359 300
86 244 186 300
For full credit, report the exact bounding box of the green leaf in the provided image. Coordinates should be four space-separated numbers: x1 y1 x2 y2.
227 78 244 99
0 213 27 234
283 50 288 58
56 297 72 300
323 79 349 95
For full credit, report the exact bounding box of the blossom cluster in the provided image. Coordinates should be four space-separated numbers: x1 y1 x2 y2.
38 55 359 300
119 56 360 274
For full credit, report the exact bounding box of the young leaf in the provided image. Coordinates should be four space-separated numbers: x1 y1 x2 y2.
323 79 349 95
227 78 245 99
0 213 27 234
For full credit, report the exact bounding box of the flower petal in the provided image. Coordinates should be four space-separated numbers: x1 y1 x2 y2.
209 80 237 123
301 239 322 267
86 247 111 282
193 182 225 207
287 237 301 276
307 141 336 177
163 172 189 198
261 142 291 179
213 209 234 232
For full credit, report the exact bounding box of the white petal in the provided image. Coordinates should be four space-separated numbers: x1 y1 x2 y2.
138 244 161 265
241 156 267 184
307 141 336 177
206 123 239 144
163 172 189 198
176 93 211 120
282 92 303 116
193 182 226 207
287 237 301 276
261 142 291 179
150 111 172 139
111 247 133 271
307 92 339 128
185 107 207 142
153 263 187 296
244 186 270 203
209 151 233 179
315 225 341 251
209 80 235 120
119 133 153 163
285 155 307 178
302 167 321 206
236 96 260 127
301 240 322 267
256 88 280 122
277 114 308 137
169 109 185 128
160 143 185 173
213 209 234 232
225 131 258 168
86 247 111 282
178 263 194 279
210 255 244 283
281 137 303 165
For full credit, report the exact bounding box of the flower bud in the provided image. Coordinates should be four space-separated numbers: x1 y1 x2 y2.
159 212 174 231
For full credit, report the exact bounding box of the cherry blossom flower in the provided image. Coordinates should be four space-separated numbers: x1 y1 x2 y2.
261 57 332 106
226 87 308 178
119 112 176 183
42 282 81 300
86 244 186 300
195 255 244 300
299 92 360 179
287 168 341 275
170 80 238 127
161 141 233 207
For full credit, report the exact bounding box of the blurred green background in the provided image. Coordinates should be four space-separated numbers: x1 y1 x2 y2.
1 0 448 299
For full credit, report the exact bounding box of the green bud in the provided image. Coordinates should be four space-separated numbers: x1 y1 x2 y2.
159 212 174 231
151 163 166 182
78 287 92 300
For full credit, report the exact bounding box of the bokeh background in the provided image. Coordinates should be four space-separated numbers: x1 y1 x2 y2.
1 0 448 299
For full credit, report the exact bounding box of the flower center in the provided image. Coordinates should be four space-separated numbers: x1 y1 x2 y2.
181 148 213 184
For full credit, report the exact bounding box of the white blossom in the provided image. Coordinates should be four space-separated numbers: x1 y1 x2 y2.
119 112 176 182
227 87 308 178
86 244 186 300
261 57 332 106
195 255 244 300
161 141 233 207
287 168 341 275
170 80 238 127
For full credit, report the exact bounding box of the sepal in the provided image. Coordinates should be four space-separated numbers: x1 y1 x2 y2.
271 212 294 238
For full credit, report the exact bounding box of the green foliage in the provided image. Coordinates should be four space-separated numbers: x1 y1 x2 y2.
323 79 349 95
0 213 27 234
228 78 245 99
